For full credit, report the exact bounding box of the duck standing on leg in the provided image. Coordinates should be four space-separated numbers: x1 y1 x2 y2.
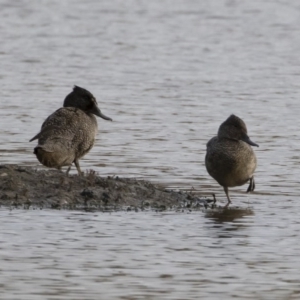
205 114 258 208
30 86 112 175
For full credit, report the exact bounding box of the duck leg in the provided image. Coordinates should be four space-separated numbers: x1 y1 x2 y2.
74 159 83 176
246 176 255 193
66 166 72 176
223 186 231 208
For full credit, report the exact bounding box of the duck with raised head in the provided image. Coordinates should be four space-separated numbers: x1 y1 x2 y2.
205 114 258 208
30 86 112 175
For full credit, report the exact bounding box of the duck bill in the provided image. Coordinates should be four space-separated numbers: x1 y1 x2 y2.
242 135 259 147
98 111 112 121
92 106 112 121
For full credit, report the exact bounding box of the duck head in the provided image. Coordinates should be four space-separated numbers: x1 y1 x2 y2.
218 114 258 147
64 85 112 121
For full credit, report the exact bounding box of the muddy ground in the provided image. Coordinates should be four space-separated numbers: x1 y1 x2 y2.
0 164 217 211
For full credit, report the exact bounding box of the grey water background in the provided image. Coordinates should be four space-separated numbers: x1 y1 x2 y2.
1 0 300 299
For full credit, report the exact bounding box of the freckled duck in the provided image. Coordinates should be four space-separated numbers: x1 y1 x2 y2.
205 114 258 208
30 85 112 175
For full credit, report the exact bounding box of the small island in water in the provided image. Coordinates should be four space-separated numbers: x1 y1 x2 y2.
0 164 215 212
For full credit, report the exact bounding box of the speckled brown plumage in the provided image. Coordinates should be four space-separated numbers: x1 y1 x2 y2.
205 114 258 208
30 86 112 175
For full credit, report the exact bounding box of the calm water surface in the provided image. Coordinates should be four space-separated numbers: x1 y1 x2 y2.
1 0 300 299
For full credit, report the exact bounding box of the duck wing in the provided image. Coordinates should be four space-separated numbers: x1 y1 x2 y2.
29 107 81 142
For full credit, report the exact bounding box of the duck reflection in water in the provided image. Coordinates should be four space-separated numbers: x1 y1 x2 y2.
205 206 254 223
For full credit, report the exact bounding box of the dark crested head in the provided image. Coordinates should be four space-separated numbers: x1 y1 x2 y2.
63 86 112 121
218 114 258 147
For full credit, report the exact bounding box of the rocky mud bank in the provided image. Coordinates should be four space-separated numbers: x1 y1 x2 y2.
0 164 216 211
